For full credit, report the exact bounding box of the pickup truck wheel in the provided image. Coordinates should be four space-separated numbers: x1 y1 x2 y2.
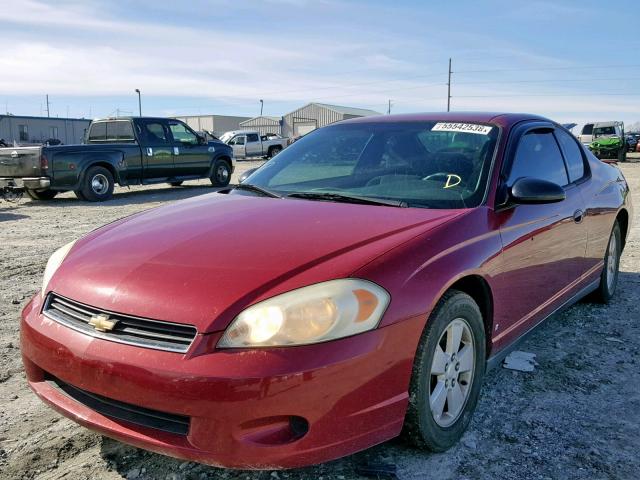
169 181 183 187
618 148 626 163
74 190 87 201
210 160 231 187
81 166 114 202
25 189 57 201
268 146 282 158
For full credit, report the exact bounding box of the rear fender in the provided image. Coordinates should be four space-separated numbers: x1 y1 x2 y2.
51 151 124 189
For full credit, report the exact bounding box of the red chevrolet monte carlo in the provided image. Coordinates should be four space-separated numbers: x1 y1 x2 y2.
21 113 632 469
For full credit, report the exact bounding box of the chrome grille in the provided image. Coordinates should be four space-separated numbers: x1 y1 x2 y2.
43 294 197 353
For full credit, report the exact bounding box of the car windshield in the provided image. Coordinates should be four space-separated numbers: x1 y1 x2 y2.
244 121 499 209
593 126 616 137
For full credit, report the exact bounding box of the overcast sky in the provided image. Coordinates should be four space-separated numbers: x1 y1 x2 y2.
1 0 638 126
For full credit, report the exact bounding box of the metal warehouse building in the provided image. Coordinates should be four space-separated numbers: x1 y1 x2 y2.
282 102 380 138
173 114 251 137
239 116 282 136
0 115 91 145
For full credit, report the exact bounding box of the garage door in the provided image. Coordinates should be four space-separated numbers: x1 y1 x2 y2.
294 123 316 136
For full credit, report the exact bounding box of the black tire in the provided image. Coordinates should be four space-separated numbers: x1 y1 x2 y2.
589 221 621 304
618 148 626 163
169 181 184 187
25 189 57 201
210 159 231 187
81 165 115 202
74 190 87 201
403 290 486 452
268 146 283 158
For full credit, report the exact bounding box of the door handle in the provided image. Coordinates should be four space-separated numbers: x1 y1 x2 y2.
573 209 584 224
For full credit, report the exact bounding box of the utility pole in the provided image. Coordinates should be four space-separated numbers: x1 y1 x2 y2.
260 99 264 116
46 94 50 117
447 58 452 112
387 99 392 114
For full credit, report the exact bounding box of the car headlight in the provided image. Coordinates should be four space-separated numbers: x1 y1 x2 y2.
41 240 76 297
218 279 390 348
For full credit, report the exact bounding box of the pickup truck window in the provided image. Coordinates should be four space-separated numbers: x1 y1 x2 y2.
142 122 170 144
247 133 259 143
106 121 135 141
230 136 245 146
88 122 107 142
169 122 198 145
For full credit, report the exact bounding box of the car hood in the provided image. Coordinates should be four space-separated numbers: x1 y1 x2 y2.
49 193 462 333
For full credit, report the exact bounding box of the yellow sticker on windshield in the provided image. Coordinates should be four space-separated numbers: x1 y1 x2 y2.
432 123 493 135
444 174 462 189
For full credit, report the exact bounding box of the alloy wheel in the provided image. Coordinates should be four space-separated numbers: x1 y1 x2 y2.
429 318 475 427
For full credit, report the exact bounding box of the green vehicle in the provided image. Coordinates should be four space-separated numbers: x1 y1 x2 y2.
588 121 626 162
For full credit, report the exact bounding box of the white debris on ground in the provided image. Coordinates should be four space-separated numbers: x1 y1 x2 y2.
503 351 538 372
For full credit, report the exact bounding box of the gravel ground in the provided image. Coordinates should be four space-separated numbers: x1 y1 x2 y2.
1 158 638 480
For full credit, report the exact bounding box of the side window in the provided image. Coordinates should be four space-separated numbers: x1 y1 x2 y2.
247 133 259 143
143 122 170 144
555 129 585 183
232 136 246 146
509 131 569 186
87 122 106 142
581 124 593 135
169 122 198 145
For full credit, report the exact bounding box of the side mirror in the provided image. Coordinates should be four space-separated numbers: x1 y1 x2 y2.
509 177 566 204
238 168 258 183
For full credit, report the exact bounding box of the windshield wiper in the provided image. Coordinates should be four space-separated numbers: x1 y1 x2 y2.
233 183 281 198
287 191 407 208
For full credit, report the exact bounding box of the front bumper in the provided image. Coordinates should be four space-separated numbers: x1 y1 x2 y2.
21 293 422 469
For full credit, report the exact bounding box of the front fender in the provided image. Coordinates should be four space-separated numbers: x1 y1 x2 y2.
353 207 502 331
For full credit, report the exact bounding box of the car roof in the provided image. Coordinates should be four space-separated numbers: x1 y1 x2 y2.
339 112 551 129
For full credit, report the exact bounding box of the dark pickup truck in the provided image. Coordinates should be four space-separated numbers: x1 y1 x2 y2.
0 117 235 202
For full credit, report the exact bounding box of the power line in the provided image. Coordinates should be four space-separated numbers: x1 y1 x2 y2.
454 92 640 98
454 64 640 74
454 77 640 85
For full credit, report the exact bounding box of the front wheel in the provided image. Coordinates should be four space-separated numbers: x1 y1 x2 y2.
403 290 486 452
210 159 231 187
268 146 283 158
590 221 621 303
25 189 57 201
81 166 114 202
618 148 626 163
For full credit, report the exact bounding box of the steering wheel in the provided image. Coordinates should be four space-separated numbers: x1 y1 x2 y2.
422 172 452 182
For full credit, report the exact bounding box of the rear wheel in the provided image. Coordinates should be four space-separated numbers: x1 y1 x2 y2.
403 290 486 451
210 159 231 187
81 166 114 202
169 181 184 187
590 221 621 303
25 189 57 201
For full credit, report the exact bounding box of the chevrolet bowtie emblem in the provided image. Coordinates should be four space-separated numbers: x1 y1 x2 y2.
88 314 117 332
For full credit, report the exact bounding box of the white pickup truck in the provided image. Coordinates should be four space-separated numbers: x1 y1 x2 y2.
219 130 289 159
